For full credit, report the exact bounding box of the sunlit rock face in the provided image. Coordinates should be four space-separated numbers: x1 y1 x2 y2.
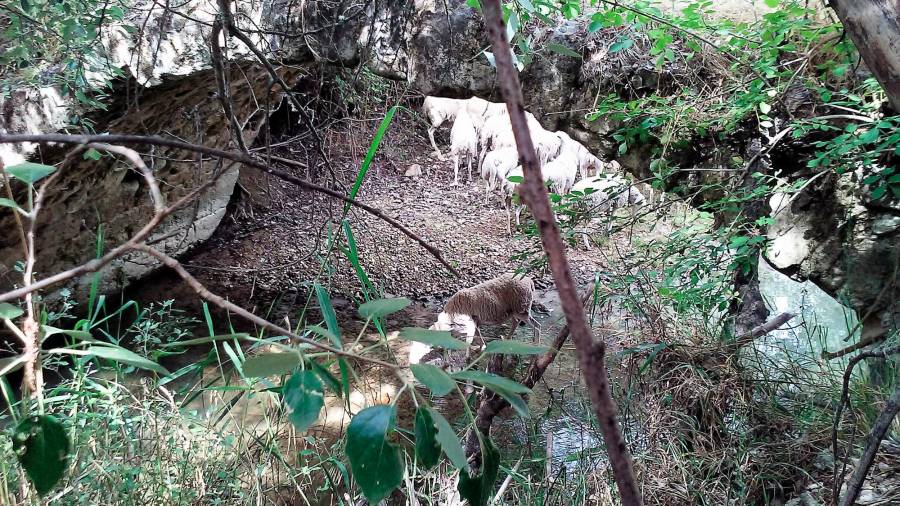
764 170 899 339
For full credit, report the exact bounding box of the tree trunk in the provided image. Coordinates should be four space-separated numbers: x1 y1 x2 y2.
830 0 900 111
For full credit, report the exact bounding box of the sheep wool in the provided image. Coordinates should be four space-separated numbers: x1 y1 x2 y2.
442 273 535 326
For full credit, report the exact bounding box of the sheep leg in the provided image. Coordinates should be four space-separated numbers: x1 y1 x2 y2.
466 154 473 183
452 154 460 185
582 232 591 250
428 126 444 160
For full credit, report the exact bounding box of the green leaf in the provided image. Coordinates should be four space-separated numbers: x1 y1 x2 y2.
84 345 168 375
345 405 403 503
0 302 23 320
411 364 456 396
400 327 469 350
457 437 500 506
483 340 548 355
507 175 524 183
609 36 634 52
283 370 325 431
346 106 398 209
309 360 342 396
451 370 531 394
41 326 95 343
414 407 441 469
14 415 70 496
6 162 56 184
429 407 467 469
0 197 20 210
545 43 581 58
314 283 341 345
490 386 530 418
307 325 341 348
871 185 887 200
242 352 301 378
358 297 410 319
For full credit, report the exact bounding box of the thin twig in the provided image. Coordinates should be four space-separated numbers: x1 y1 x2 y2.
480 1 642 503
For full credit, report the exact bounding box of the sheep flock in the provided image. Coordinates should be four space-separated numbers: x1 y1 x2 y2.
422 95 646 241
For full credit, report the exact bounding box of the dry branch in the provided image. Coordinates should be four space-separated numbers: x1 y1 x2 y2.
480 1 642 503
0 133 459 276
839 384 900 506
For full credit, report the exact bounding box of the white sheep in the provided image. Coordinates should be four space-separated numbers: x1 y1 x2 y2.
501 166 526 232
423 96 504 160
570 174 646 248
556 131 605 179
540 147 579 194
480 146 519 199
450 108 478 185
479 113 562 171
423 96 463 159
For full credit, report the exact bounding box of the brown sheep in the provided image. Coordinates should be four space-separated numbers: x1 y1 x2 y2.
441 273 535 328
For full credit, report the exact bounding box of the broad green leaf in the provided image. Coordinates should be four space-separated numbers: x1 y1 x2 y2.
82 345 168 375
429 407 467 469
309 360 342 396
483 340 548 355
358 298 411 319
242 352 301 377
345 405 403 503
414 407 441 469
6 162 56 184
457 437 500 506
283 370 324 431
546 42 581 58
451 370 530 394
490 386 530 418
400 327 468 350
764 0 778 7
0 302 23 320
314 283 341 345
0 197 20 210
411 364 456 396
14 415 70 496
609 36 634 52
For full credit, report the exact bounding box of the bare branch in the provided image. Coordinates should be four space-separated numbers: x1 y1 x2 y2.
133 244 398 368
88 143 166 214
0 133 459 276
480 1 642 503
